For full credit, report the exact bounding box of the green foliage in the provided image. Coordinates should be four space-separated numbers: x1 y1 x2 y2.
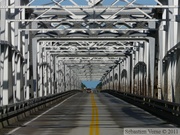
81 83 86 89
96 82 102 89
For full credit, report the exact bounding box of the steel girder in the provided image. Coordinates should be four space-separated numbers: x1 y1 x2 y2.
0 0 177 84
20 0 160 81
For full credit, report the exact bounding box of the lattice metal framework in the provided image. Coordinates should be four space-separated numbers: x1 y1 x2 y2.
0 0 171 81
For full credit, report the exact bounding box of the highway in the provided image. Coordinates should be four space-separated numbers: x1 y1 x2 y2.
0 92 175 135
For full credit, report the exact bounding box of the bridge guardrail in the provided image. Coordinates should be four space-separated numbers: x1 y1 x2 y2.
0 90 81 125
101 90 180 125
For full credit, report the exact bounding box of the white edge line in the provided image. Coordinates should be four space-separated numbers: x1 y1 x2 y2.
8 94 78 134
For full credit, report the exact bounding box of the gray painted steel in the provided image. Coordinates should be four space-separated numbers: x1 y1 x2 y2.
0 93 175 135
0 0 179 120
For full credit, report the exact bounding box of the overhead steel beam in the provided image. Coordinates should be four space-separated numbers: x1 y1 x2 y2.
19 28 154 31
37 37 148 42
33 9 152 15
0 5 179 9
52 54 126 57
7 19 161 22
64 62 116 64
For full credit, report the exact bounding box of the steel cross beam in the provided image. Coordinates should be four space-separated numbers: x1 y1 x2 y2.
0 5 179 8
3 0 167 82
37 37 148 42
7 19 161 22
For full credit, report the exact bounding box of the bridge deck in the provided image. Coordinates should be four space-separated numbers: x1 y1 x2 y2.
0 93 175 135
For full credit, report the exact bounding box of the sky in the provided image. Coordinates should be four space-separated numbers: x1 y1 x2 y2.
31 0 156 88
31 0 157 6
82 81 100 89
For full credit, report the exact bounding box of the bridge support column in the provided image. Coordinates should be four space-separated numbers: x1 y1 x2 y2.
55 57 59 93
148 38 155 98
23 37 29 100
44 65 48 96
112 68 115 90
144 42 149 97
63 63 66 91
167 0 178 102
16 55 23 102
175 49 180 103
157 0 179 102
43 50 48 96
132 42 140 95
69 68 72 90
175 2 180 103
158 27 165 100
47 53 51 95
108 73 110 90
126 56 131 93
161 9 167 101
9 0 16 103
51 55 55 94
57 61 61 93
0 1 5 105
12 52 16 103
139 44 143 95
3 46 13 105
0 0 14 105
56 60 65 92
0 45 3 105
22 17 30 101
37 42 43 97
15 29 24 102
131 51 135 94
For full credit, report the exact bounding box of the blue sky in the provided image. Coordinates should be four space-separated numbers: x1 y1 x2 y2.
82 81 100 89
31 0 157 5
31 0 156 88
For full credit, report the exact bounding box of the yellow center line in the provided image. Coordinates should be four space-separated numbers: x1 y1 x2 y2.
89 93 100 135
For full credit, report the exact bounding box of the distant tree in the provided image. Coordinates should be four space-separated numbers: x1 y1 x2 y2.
81 83 86 89
96 82 102 90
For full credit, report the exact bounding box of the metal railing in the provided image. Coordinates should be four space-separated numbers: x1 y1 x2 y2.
0 90 81 122
101 90 180 126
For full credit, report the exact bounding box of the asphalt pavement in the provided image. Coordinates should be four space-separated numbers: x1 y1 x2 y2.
0 92 175 135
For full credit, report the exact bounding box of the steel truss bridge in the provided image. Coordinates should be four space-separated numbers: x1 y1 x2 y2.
0 0 180 134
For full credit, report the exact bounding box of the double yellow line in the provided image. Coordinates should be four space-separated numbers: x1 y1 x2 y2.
89 93 100 135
